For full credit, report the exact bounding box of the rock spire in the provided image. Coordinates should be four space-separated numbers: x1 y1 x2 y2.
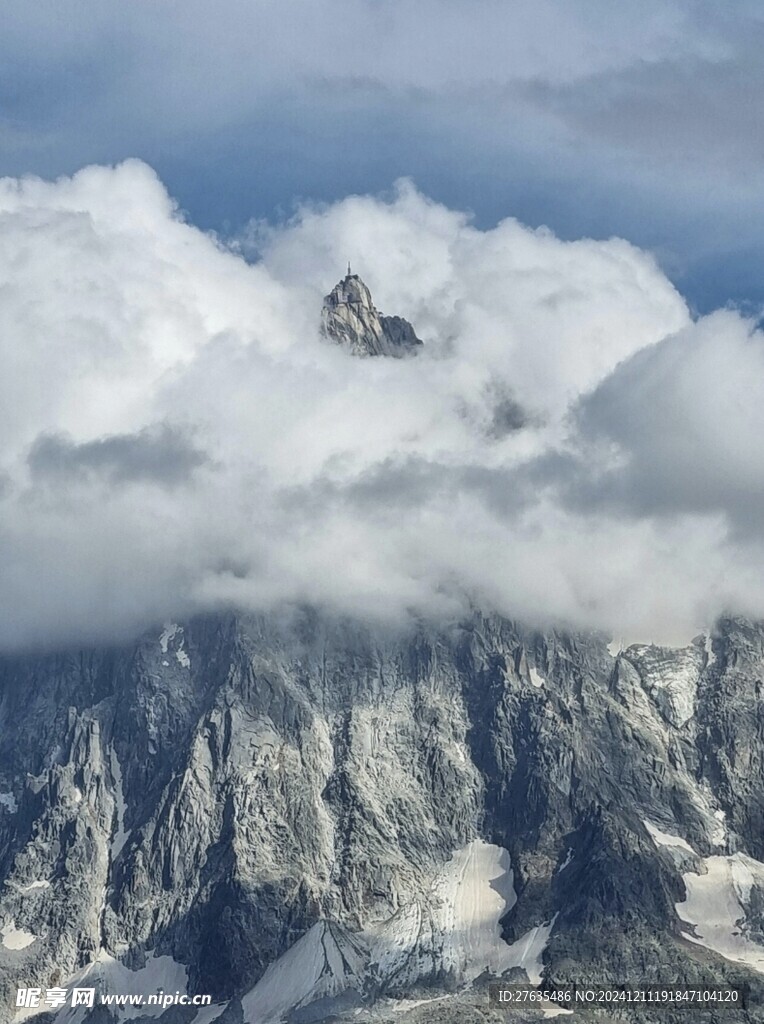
320 269 422 357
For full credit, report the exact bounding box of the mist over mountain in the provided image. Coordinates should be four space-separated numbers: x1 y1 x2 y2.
1 156 764 1023
0 161 763 654
3 2 764 1021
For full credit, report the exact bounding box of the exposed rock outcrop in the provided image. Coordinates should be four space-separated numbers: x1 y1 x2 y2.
321 270 422 357
0 616 763 1021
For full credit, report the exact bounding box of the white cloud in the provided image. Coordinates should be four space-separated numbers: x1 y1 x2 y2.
3 0 764 327
2 160 763 650
571 311 764 522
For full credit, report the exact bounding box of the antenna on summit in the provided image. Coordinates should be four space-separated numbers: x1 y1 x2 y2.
347 261 352 277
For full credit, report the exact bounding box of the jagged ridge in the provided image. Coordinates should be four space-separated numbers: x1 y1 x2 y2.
0 615 763 1022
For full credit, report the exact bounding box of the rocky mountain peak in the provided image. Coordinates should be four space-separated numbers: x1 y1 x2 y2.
320 268 423 358
2 613 764 1022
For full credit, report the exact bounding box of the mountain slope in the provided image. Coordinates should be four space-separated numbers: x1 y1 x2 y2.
0 614 763 1022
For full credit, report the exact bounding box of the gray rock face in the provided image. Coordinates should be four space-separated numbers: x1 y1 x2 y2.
0 614 763 1022
320 272 423 357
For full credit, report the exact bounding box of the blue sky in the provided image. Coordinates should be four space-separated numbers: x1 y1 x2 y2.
2 0 764 311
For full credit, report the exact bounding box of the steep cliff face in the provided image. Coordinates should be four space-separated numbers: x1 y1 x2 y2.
0 614 764 1022
320 272 422 357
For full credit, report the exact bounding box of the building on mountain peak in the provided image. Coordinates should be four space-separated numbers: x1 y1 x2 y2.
320 269 423 358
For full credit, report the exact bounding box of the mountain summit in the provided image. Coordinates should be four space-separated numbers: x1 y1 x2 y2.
320 268 422 357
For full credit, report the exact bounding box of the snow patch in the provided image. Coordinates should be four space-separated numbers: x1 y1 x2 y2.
643 819 696 855
712 809 728 847
0 791 18 813
189 1004 227 1024
368 841 555 988
557 849 573 872
529 667 544 688
241 841 553 1022
502 916 558 987
54 950 189 1022
9 931 188 1021
2 919 37 950
20 881 51 892
159 623 180 653
452 741 467 764
388 995 450 1013
430 840 519 981
677 852 764 973
159 622 190 668
242 921 367 1024
730 856 756 905
626 645 701 728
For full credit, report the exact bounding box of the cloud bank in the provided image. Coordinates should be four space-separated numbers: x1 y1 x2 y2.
3 2 764 313
0 160 762 650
